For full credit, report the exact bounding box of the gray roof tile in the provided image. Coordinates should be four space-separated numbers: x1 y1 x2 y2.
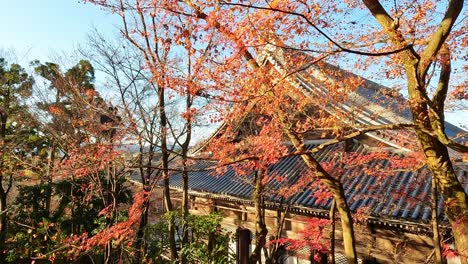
168 141 467 224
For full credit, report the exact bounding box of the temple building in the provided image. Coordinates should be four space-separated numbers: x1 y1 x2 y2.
141 46 467 263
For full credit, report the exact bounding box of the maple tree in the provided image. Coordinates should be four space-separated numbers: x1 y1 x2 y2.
78 5 214 262
82 0 467 263
360 2 467 261
208 121 291 263
29 59 133 263
204 0 467 261
189 1 466 262
81 32 163 260
0 52 159 263
78 2 351 264
271 217 330 262
193 10 361 263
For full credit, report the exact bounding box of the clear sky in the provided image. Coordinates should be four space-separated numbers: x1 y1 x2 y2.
0 0 466 130
0 0 119 63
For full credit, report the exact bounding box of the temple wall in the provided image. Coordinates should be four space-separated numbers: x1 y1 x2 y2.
179 193 447 264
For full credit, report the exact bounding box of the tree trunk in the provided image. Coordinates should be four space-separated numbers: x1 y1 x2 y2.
135 198 149 263
44 142 55 217
249 170 269 264
432 176 445 264
281 125 358 263
158 83 178 261
0 188 7 251
178 76 194 263
180 91 192 264
0 105 8 255
163 177 178 260
329 199 336 264
406 70 468 262
361 1 467 260
333 188 357 263
104 241 112 264
105 164 118 264
268 204 289 264
422 138 467 261
181 166 189 264
134 141 150 263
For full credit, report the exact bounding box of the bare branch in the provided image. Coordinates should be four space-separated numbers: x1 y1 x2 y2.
418 0 464 76
361 0 419 59
221 1 413 57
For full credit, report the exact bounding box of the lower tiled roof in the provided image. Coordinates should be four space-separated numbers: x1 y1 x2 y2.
168 141 467 224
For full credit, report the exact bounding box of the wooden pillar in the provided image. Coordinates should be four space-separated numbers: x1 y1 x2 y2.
237 228 251 264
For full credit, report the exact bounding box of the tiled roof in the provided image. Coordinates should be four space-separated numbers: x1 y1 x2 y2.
161 47 468 231
258 46 467 151
169 141 468 225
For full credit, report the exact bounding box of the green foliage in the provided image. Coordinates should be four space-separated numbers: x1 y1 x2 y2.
181 213 234 264
0 57 34 142
32 59 95 91
143 212 234 264
0 57 36 157
7 175 133 263
0 58 34 101
14 184 53 222
32 59 105 147
1 57 235 264
6 217 67 263
7 183 67 262
143 217 171 263
0 58 37 261
0 58 48 181
52 175 132 234
0 57 42 181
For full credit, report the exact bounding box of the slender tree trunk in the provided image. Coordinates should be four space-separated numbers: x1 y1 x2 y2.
104 242 112 264
104 163 117 264
249 170 269 264
432 176 445 264
180 89 193 264
268 204 289 264
134 142 149 263
45 142 55 217
0 161 11 262
0 171 13 262
158 83 178 261
0 180 10 262
162 175 177 260
0 188 7 250
265 209 280 264
280 120 357 263
0 101 9 255
181 166 189 264
135 198 149 262
178 157 190 264
165 186 178 261
329 199 336 264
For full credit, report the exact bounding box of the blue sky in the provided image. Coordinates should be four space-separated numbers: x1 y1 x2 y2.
0 1 466 130
0 0 119 62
